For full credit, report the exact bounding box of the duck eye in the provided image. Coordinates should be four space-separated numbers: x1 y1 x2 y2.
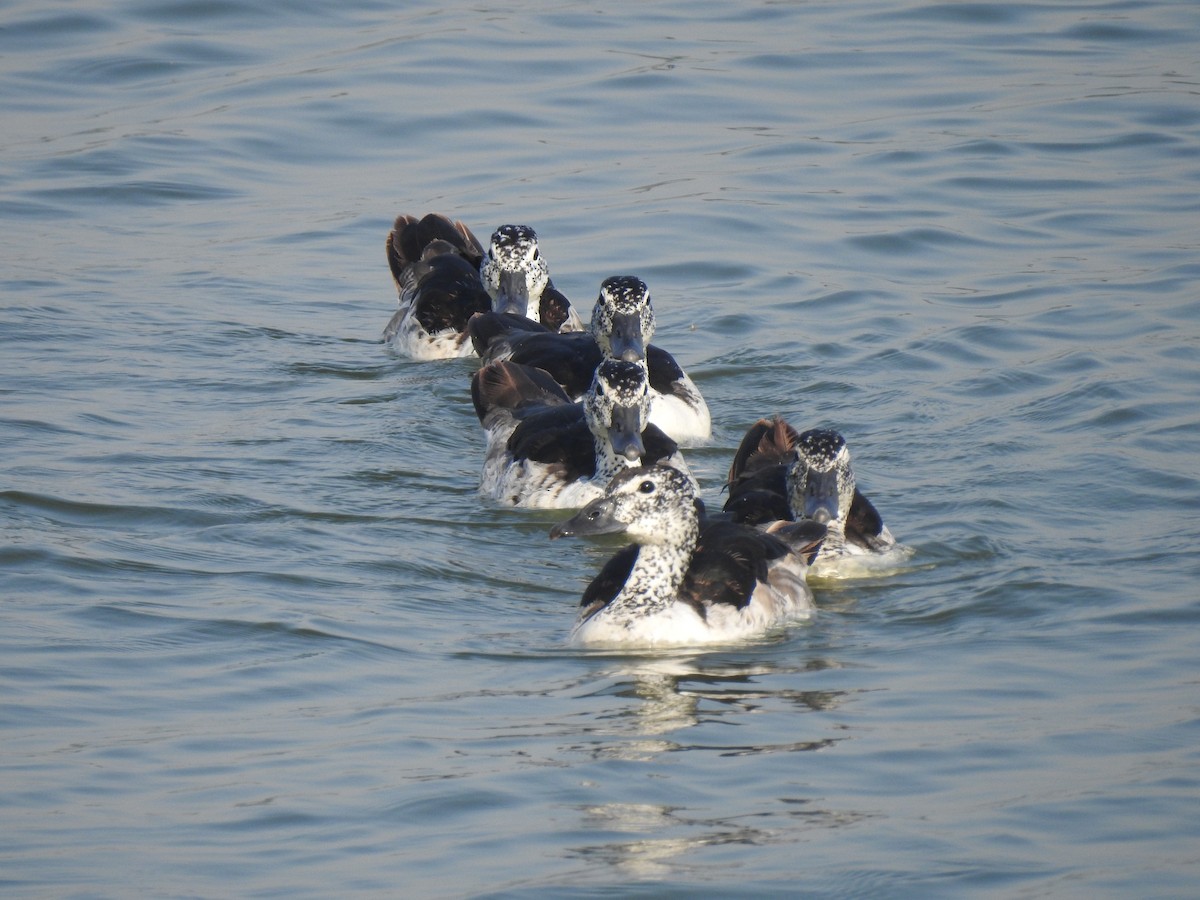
638 480 655 494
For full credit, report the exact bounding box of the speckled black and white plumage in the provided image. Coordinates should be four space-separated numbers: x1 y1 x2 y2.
471 358 693 509
383 215 582 359
479 225 584 334
550 465 825 647
723 416 908 576
468 276 712 445
382 213 492 359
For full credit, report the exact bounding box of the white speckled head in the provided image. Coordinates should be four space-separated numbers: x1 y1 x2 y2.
583 358 651 462
554 464 699 546
589 276 656 362
480 225 551 315
594 465 700 543
787 429 856 527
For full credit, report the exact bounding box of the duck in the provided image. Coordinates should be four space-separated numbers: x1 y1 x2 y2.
549 465 827 648
723 417 906 576
468 275 712 445
382 214 583 359
479 224 584 334
471 357 692 509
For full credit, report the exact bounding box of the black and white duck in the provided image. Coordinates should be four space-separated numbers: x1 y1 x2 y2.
382 214 583 359
479 224 584 334
470 358 692 509
550 465 826 648
723 417 908 576
468 275 711 445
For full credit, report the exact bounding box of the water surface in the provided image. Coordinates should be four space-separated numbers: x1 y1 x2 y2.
2 1 1199 896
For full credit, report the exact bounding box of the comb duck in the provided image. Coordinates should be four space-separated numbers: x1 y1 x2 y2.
383 214 583 359
551 465 826 648
469 275 711 445
471 358 692 509
723 417 907 576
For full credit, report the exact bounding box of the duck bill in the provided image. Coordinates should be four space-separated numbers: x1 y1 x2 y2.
493 270 530 316
799 469 840 524
607 404 646 462
549 498 627 539
608 312 645 362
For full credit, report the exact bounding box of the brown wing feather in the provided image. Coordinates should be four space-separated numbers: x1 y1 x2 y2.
470 360 573 422
386 212 485 289
727 416 800 484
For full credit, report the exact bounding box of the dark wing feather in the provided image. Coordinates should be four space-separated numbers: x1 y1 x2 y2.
385 215 420 287
397 213 483 268
722 486 792 526
506 406 594 479
471 360 573 422
845 489 888 548
407 254 493 335
578 544 640 621
538 283 575 332
765 519 828 566
680 522 791 613
723 462 790 525
468 311 551 358
727 416 800 484
639 424 681 466
504 333 603 398
645 344 687 395
387 213 484 286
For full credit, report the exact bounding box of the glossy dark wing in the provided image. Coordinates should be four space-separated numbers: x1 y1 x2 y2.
680 522 791 613
722 462 790 525
471 360 573 422
409 254 493 335
504 332 603 398
845 488 888 548
578 544 640 621
389 212 483 273
507 405 594 479
538 282 576 333
765 519 828 566
639 423 681 466
645 344 686 395
385 216 419 286
468 311 551 358
722 485 792 526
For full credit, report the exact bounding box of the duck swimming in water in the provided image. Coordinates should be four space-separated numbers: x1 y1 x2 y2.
723 417 907 576
550 465 826 648
469 276 711 445
383 214 583 359
479 224 584 334
471 358 692 509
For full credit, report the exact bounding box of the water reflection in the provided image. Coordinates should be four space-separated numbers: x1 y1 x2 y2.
579 654 850 759
566 654 868 874
572 795 872 880
572 802 775 879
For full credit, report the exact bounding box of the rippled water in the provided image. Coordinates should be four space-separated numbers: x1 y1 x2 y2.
3 0 1199 896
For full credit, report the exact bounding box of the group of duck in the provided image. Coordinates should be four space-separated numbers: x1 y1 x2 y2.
383 212 908 650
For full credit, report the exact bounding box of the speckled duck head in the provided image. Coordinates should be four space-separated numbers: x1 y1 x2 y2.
583 358 652 463
589 275 656 362
786 429 856 529
479 225 551 317
551 464 700 547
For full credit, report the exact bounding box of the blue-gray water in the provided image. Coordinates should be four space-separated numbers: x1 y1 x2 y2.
3 1 1199 896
